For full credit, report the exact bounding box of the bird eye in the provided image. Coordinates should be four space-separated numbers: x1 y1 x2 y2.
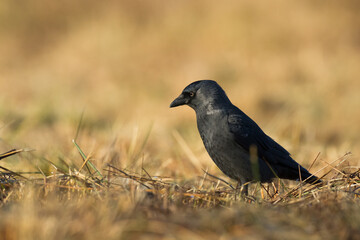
189 92 195 97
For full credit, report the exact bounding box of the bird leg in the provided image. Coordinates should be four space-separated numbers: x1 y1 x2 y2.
235 181 249 200
235 182 240 200
261 183 271 198
241 183 249 196
271 182 278 197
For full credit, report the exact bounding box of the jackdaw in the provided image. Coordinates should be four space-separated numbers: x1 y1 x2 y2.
170 80 321 194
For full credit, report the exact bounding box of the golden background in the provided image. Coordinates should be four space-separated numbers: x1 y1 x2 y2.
0 1 359 239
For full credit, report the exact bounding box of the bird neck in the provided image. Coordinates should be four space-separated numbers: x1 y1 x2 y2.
196 100 233 116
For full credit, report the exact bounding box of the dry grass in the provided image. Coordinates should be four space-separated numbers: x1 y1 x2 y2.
0 148 359 240
0 1 359 239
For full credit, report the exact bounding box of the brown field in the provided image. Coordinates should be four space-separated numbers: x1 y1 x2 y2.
0 1 359 239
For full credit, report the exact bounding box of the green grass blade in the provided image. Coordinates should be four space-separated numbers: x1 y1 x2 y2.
72 139 103 179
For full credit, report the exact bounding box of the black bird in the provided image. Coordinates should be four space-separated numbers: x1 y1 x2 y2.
170 80 321 194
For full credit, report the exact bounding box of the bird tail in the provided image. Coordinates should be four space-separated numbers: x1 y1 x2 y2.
303 175 323 185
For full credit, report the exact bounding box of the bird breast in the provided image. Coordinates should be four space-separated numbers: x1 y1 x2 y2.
196 111 253 182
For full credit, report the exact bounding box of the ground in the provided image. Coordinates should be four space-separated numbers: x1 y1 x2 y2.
0 1 359 239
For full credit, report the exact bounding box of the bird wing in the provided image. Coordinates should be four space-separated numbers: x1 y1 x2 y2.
227 112 308 176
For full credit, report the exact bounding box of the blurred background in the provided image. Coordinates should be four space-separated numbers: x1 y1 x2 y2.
0 0 359 177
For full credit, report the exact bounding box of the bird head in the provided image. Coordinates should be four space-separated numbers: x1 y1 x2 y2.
170 80 231 111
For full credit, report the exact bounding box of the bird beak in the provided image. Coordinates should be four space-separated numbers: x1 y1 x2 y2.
170 94 187 108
